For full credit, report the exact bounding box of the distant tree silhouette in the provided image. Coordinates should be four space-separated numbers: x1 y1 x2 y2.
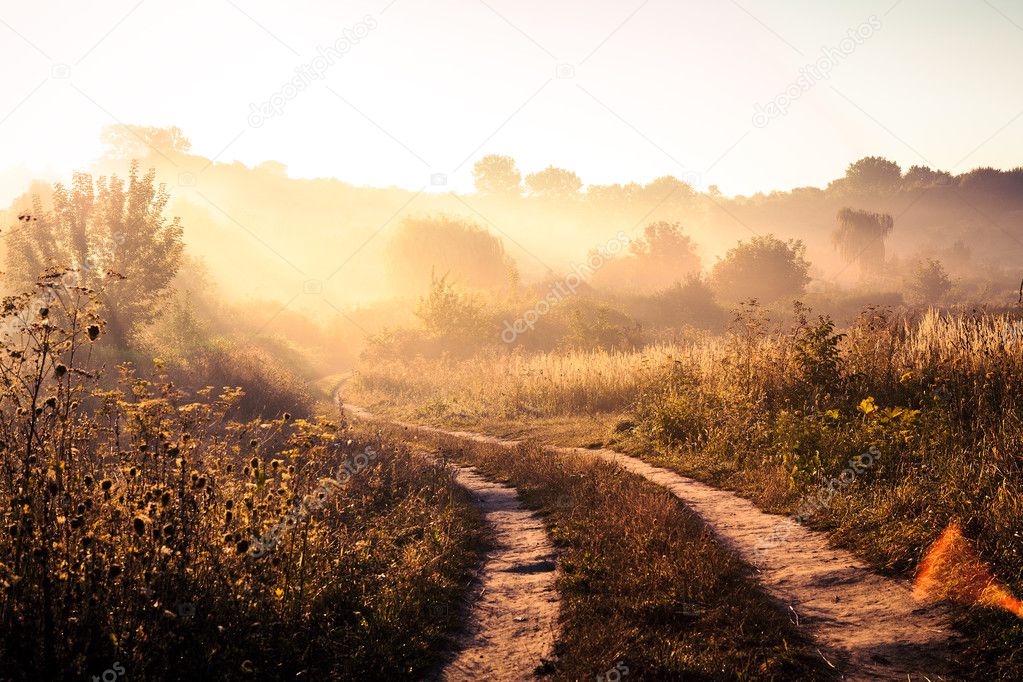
832 208 894 274
832 156 902 194
710 235 810 303
472 154 522 196
101 124 192 160
524 166 582 198
906 258 952 304
957 167 1023 196
591 222 700 294
903 165 953 189
640 175 696 203
6 162 184 344
387 215 517 292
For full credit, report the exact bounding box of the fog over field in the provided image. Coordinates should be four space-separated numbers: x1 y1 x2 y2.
1 1 1022 680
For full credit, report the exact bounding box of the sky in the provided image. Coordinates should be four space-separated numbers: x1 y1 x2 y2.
1 0 1022 204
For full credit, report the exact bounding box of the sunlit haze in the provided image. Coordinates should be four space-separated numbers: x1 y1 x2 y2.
3 0 1022 202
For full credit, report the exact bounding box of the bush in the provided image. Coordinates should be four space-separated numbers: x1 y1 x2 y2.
0 276 482 679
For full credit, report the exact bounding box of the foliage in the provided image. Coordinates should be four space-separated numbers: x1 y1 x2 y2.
591 221 700 294
6 163 184 345
100 125 193 160
832 156 903 194
0 277 482 680
472 154 521 196
524 166 583 198
386 215 517 293
906 258 953 304
710 235 810 303
832 207 894 275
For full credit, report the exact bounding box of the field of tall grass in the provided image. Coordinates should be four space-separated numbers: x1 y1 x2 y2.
352 304 1023 679
0 278 484 680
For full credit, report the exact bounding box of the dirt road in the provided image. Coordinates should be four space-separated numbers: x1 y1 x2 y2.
347 404 954 681
440 466 559 681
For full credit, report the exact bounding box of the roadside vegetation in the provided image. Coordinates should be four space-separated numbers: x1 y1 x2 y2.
386 423 830 680
351 303 1023 680
0 278 484 680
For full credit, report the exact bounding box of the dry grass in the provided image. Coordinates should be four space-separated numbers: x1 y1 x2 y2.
400 427 832 680
355 305 1023 680
0 277 484 680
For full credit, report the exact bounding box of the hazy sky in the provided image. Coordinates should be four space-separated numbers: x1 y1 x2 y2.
2 0 1022 203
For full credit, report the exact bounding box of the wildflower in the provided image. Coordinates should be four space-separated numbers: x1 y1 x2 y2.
162 524 174 537
283 412 291 421
54 364 67 378
160 491 171 506
236 539 250 554
86 324 100 341
43 396 57 409
38 307 48 318
250 457 259 469
100 479 113 491
84 475 93 486
249 439 259 449
133 517 146 536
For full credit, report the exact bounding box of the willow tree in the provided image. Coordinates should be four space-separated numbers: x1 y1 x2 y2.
832 208 894 275
6 162 184 345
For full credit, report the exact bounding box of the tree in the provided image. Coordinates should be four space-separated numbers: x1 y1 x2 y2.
832 156 902 194
639 175 696 203
832 208 894 275
6 163 184 345
591 222 700 294
387 215 518 292
524 166 582 198
472 155 521 196
710 235 811 303
101 125 192 160
903 165 953 189
906 258 952 304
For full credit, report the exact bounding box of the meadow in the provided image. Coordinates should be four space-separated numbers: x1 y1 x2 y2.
0 278 484 680
351 304 1023 679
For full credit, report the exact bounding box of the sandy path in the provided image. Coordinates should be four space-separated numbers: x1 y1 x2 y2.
346 405 955 681
582 448 954 681
440 465 559 681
